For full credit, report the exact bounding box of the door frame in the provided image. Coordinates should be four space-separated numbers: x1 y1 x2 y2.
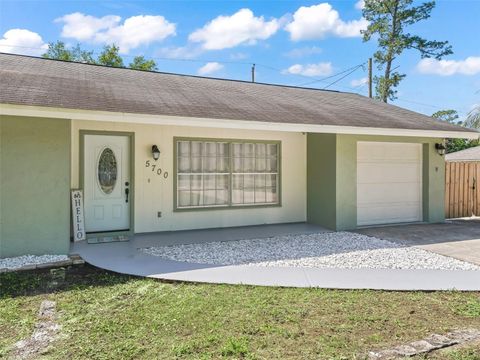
79 130 135 238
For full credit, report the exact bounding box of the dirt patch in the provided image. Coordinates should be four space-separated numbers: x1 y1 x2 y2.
10 300 61 359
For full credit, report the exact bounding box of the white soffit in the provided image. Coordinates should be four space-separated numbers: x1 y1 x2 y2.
1 104 478 140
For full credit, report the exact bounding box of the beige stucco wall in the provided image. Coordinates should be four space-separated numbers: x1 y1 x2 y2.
71 120 307 233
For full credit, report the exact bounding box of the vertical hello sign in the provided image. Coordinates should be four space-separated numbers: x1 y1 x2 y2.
71 190 86 241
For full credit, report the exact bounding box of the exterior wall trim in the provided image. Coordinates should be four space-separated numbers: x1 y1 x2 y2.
2 104 478 140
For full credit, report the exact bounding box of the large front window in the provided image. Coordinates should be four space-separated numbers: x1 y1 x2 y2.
175 138 280 210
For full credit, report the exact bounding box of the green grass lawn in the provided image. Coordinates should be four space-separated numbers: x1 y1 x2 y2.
1 265 479 359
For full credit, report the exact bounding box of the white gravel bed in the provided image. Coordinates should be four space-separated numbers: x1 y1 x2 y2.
0 255 70 270
141 232 480 271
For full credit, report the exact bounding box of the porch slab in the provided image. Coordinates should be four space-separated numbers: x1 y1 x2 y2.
133 222 329 247
355 219 480 266
71 223 480 291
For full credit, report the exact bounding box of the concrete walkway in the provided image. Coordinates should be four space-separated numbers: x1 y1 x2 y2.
356 219 480 266
71 223 480 291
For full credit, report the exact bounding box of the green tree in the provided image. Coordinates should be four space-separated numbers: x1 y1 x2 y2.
432 109 478 153
97 44 124 67
42 41 95 63
42 42 159 71
431 109 460 125
129 55 157 71
445 138 477 154
362 0 453 102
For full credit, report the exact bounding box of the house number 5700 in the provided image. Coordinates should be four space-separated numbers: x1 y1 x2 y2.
145 160 168 178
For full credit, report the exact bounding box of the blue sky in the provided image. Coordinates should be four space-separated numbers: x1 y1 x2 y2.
0 0 479 118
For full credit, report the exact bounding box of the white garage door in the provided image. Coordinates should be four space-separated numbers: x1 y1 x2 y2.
357 142 422 226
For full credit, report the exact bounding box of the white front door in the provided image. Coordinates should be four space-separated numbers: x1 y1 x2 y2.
357 142 422 226
84 134 131 233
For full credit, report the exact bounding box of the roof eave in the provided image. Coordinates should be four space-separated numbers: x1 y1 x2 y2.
1 103 478 140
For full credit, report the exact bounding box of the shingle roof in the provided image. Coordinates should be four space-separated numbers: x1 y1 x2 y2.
0 53 474 134
445 146 480 161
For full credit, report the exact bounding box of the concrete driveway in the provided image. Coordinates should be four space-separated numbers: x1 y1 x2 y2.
355 219 480 266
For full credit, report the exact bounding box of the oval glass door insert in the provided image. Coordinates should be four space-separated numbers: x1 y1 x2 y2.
97 148 117 194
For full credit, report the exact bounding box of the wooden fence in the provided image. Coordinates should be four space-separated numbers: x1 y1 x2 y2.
445 161 480 218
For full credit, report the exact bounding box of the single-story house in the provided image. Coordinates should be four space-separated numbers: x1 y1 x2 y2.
0 53 478 258
445 146 480 162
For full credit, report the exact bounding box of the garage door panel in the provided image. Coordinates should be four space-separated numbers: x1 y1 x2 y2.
357 183 421 204
357 203 422 226
358 163 421 184
357 142 422 226
357 142 421 161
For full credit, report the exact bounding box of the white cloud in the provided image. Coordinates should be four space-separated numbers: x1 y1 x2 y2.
285 3 368 41
0 29 48 56
230 52 249 60
56 13 120 41
189 8 279 50
55 12 176 53
284 62 333 77
284 46 322 58
355 0 365 10
417 57 480 76
156 45 203 59
350 76 368 87
198 62 224 75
